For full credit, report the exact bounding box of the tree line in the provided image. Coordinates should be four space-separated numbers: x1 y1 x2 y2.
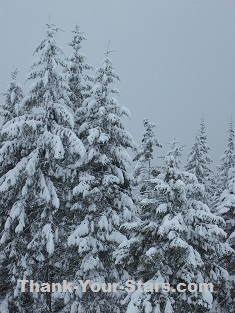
0 23 234 313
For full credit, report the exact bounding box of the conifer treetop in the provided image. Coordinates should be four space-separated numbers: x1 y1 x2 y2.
22 23 71 118
133 119 161 183
217 120 235 187
185 117 213 180
66 24 93 113
0 68 24 124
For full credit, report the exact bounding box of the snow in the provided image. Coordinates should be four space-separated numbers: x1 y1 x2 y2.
53 102 75 129
83 255 99 272
0 296 9 313
9 202 22 220
98 215 109 231
43 70 49 87
164 300 173 313
25 149 39 176
42 223 55 255
88 127 100 144
46 178 60 208
123 207 132 221
102 174 119 186
15 211 25 233
0 23 233 313
0 157 28 192
202 290 213 305
97 133 109 143
68 220 90 247
43 131 65 159
146 247 157 257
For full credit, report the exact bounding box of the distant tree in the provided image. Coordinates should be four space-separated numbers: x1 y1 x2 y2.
65 51 137 313
65 25 93 114
0 71 24 291
213 120 235 209
133 118 161 201
0 69 24 124
115 139 232 313
185 117 213 204
211 122 235 313
0 23 85 313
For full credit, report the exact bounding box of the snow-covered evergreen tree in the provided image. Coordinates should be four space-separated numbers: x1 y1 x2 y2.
216 121 235 251
0 69 24 308
65 25 93 114
0 69 24 124
185 117 213 204
0 23 85 312
65 51 137 313
212 168 235 313
212 122 235 312
213 120 235 209
115 139 233 313
133 118 161 201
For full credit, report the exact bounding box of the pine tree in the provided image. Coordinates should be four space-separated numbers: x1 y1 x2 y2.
115 139 233 313
213 169 235 313
212 122 235 313
65 51 137 313
0 23 85 312
185 117 213 205
213 120 235 209
0 69 24 305
0 69 24 124
133 118 161 201
65 25 93 114
216 121 235 254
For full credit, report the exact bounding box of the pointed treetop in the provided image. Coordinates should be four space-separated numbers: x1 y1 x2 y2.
164 138 183 170
104 40 116 57
11 68 19 81
69 25 86 51
45 22 64 34
0 68 24 123
216 119 235 190
227 119 234 149
45 22 58 36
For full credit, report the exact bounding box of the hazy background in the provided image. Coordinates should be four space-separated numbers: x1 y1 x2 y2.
0 0 234 169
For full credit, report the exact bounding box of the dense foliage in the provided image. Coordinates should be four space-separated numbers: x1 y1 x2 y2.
0 23 234 313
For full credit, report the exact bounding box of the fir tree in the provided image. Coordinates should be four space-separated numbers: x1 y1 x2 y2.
212 122 235 312
115 139 233 313
65 50 137 313
0 69 24 124
0 23 85 312
65 25 93 114
0 69 24 306
213 169 235 313
133 118 161 201
213 120 235 209
216 123 235 249
185 117 213 204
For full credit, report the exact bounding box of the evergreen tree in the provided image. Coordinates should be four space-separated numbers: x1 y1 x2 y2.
213 120 235 209
212 122 235 312
65 25 93 114
65 51 137 313
185 117 213 204
0 69 24 305
0 23 85 312
115 139 232 313
216 122 235 251
0 69 24 124
133 118 161 201
212 168 235 313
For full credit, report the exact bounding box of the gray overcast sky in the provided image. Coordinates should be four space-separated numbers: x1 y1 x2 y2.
0 0 234 169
